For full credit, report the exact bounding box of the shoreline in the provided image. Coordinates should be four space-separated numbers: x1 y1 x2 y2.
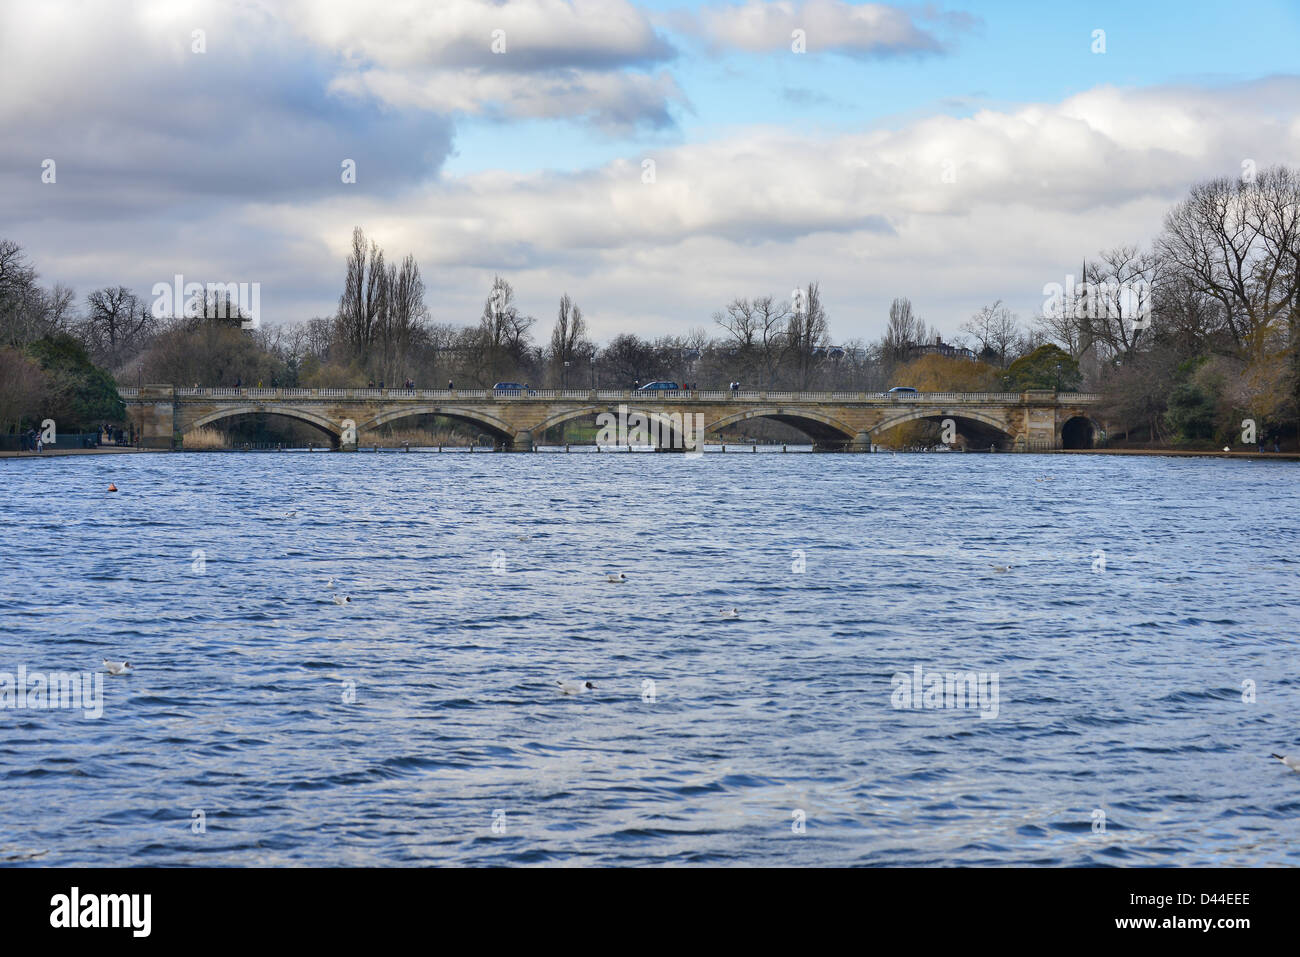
3 445 1297 460
0 447 147 459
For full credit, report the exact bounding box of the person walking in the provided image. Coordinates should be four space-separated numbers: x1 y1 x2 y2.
448 379 454 390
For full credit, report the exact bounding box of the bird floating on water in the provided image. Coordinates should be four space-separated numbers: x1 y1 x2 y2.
720 607 739 619
103 659 132 676
325 576 336 589
990 564 1012 573
1270 753 1300 772
283 510 298 519
607 572 627 583
556 679 596 695
333 594 352 605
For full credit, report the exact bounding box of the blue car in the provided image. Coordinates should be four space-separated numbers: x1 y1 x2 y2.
492 382 530 394
886 386 918 394
636 381 680 391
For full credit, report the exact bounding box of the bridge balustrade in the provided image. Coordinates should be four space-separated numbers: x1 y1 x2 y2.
120 387 1103 403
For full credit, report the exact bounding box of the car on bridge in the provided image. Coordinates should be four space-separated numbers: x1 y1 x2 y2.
886 386 918 394
636 381 681 392
492 382 533 395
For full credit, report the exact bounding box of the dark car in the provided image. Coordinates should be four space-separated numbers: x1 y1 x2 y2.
886 386 918 394
636 380 681 391
492 382 530 394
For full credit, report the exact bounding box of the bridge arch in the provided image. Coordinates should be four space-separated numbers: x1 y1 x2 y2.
871 409 1015 446
1060 415 1099 450
530 405 714 446
532 405 859 446
531 405 613 438
186 406 342 444
705 408 857 445
355 406 515 443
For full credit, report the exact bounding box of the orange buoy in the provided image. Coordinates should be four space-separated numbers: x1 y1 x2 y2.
108 483 118 492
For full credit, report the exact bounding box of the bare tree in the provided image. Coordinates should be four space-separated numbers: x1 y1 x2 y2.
337 226 387 362
0 240 76 348
376 254 427 384
882 297 929 364
961 300 1021 367
472 276 536 384
1078 245 1159 360
786 281 829 388
1157 166 1300 362
0 346 50 433
714 295 790 387
83 286 151 368
548 293 590 385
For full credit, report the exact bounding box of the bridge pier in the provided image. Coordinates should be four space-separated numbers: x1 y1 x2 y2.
509 430 534 452
138 384 177 449
848 430 872 453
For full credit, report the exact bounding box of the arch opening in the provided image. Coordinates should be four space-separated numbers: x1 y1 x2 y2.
356 408 514 447
706 409 856 448
1061 416 1095 450
184 408 341 449
872 411 1014 451
530 406 717 449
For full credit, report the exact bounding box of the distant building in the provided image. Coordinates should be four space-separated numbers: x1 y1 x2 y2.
907 335 976 361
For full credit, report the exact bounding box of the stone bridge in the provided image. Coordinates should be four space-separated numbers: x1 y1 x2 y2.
120 386 1105 452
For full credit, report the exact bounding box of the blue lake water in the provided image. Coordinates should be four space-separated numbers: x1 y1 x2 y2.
1 449 1298 865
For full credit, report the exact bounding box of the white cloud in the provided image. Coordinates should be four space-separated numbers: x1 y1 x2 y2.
279 0 673 70
327 66 683 127
692 0 954 56
279 0 681 128
182 77 1295 340
3 1 1297 345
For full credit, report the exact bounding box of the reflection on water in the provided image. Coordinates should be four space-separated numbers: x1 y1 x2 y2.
0 451 1298 865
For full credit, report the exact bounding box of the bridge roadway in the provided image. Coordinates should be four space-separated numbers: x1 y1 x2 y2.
118 386 1104 451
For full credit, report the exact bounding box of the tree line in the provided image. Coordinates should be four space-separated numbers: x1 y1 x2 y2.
2 165 1296 448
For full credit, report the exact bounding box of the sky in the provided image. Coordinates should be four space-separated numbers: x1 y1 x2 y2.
3 0 1299 346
